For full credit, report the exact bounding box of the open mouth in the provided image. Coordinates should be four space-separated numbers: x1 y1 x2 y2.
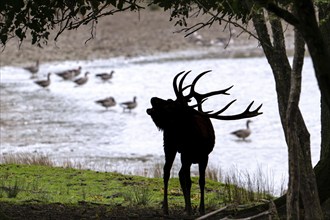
147 97 159 115
146 108 154 115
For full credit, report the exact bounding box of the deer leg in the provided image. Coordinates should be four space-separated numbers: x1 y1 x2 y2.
163 148 176 215
198 157 208 215
179 156 192 215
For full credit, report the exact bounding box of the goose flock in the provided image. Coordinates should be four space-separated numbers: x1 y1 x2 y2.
23 60 255 139
23 60 137 112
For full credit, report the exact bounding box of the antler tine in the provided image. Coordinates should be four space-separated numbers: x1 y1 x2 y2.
190 84 232 108
178 71 191 93
173 71 187 99
194 85 234 110
206 101 263 120
190 98 208 110
189 70 211 94
254 102 263 112
187 71 234 105
184 70 212 101
201 85 233 99
199 99 237 113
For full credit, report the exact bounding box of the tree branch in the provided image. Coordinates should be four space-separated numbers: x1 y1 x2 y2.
197 0 259 41
175 1 259 43
254 1 300 26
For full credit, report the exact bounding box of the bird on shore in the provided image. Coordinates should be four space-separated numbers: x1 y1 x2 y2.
24 60 39 78
71 66 82 76
56 66 82 80
188 32 204 45
230 120 252 141
96 70 114 82
73 72 89 86
34 73 51 88
120 96 137 112
95 96 116 110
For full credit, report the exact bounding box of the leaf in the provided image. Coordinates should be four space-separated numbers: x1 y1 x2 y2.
107 0 116 7
31 32 37 45
117 0 124 10
15 28 23 39
91 0 100 10
0 34 8 45
80 6 86 15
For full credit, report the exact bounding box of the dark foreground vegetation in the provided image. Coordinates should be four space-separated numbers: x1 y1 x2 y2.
0 202 207 220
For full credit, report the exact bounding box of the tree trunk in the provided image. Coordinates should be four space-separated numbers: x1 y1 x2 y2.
290 7 323 219
314 1 330 207
251 9 323 219
293 0 330 109
318 0 330 162
285 36 301 219
285 26 303 219
260 1 330 204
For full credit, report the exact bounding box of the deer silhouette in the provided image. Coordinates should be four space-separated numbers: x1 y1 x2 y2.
146 70 262 215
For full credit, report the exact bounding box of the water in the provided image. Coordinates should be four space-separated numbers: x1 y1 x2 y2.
0 53 320 195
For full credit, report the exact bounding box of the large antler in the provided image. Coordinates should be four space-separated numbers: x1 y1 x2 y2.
174 70 232 104
173 70 263 120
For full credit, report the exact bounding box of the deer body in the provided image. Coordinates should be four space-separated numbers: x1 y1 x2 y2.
147 70 262 216
150 98 215 158
148 97 214 215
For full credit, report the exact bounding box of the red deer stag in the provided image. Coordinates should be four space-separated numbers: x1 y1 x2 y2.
146 70 262 215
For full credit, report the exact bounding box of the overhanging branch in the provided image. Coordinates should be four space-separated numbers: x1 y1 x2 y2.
255 1 300 27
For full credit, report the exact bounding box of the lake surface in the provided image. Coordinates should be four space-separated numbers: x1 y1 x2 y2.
0 52 320 195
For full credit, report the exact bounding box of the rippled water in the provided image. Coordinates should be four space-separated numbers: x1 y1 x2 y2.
0 52 320 194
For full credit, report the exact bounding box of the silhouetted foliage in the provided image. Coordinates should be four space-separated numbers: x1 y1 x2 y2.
0 0 143 46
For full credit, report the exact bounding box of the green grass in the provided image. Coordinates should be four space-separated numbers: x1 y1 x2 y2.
0 153 280 219
0 164 233 210
0 157 279 219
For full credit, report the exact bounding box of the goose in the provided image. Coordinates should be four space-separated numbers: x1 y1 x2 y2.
210 37 234 47
120 96 137 112
34 73 51 88
24 60 39 73
96 70 114 82
71 66 82 77
95 96 116 109
188 32 204 45
73 72 89 86
231 120 252 141
56 71 75 80
24 60 39 78
56 66 82 80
